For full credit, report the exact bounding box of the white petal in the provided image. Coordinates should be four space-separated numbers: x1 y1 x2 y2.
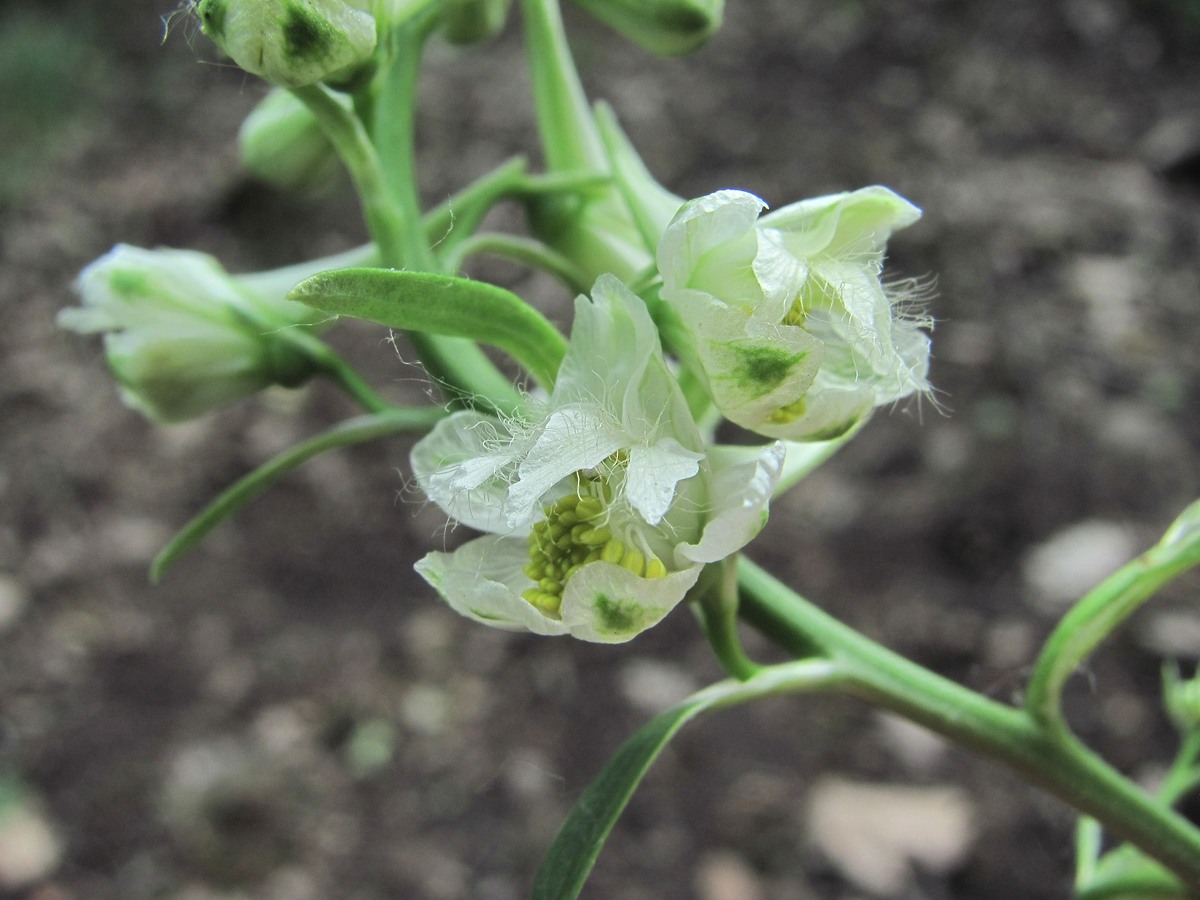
506 405 625 526
679 442 785 565
414 536 568 636
559 561 702 643
552 275 659 413
658 190 767 294
762 186 921 258
683 299 824 432
411 410 525 533
626 438 703 525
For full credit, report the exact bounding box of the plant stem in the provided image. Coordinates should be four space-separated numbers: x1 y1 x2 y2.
443 233 592 293
521 0 606 173
1025 501 1200 733
289 83 410 266
736 556 1200 890
373 11 440 271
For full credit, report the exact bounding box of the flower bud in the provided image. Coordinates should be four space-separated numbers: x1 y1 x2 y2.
195 0 377 88
440 0 512 44
239 88 341 191
58 245 329 423
568 0 722 56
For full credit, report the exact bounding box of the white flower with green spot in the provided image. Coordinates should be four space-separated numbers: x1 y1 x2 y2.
658 187 932 441
412 275 784 643
58 244 333 423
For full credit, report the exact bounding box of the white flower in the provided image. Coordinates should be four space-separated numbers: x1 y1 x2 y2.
658 187 932 441
412 275 783 643
58 244 327 423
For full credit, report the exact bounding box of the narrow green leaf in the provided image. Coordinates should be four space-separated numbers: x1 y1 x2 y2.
151 407 445 581
531 659 840 899
290 268 568 389
1026 498 1200 731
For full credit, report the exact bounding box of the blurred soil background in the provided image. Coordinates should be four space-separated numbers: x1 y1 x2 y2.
3 0 1200 897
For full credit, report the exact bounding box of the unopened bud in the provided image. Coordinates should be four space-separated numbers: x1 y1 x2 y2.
239 88 342 191
196 0 377 88
58 245 327 422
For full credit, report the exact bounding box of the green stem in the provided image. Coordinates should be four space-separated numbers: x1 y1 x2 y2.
289 83 409 265
735 556 1200 890
443 233 592 293
1160 731 1200 807
426 158 530 264
1026 499 1200 733
373 11 440 270
151 407 445 581
520 0 606 172
691 559 762 681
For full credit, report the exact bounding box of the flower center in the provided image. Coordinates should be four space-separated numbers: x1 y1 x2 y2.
521 474 668 618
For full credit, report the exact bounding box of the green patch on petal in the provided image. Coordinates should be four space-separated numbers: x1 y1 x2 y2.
283 0 335 62
593 593 646 636
109 269 151 298
730 345 809 395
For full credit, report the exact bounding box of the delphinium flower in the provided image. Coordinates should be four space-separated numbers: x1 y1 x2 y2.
58 244 336 423
412 275 783 642
657 187 932 441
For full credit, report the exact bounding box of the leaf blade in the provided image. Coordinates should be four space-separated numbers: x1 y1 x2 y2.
531 658 840 899
290 268 569 389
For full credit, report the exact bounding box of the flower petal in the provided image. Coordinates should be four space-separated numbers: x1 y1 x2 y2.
411 410 527 533
506 404 626 527
762 186 921 259
679 441 785 564
414 535 568 636
560 561 702 643
658 190 766 300
626 437 704 525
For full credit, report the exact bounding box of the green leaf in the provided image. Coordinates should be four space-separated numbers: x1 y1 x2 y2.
290 268 569 389
1026 498 1200 732
531 659 840 899
152 407 445 581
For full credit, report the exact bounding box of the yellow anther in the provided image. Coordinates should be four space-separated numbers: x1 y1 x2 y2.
577 526 611 546
522 589 562 615
620 547 646 576
601 540 626 564
575 497 604 519
539 578 562 594
645 557 668 579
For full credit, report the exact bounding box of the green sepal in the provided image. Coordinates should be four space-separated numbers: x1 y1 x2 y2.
290 268 568 388
531 658 840 899
151 407 445 581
